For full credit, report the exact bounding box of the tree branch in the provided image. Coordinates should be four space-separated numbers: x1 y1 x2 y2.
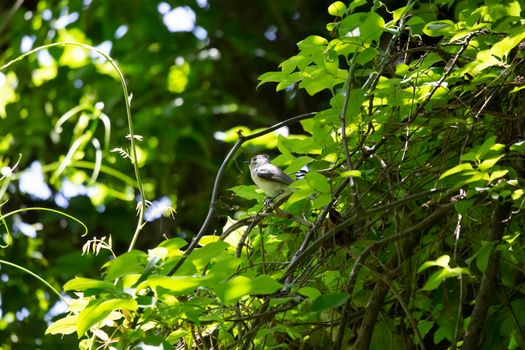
463 201 512 350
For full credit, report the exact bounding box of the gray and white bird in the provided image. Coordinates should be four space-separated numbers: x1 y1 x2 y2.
248 154 293 197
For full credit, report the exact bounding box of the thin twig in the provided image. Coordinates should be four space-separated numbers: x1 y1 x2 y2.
168 112 316 276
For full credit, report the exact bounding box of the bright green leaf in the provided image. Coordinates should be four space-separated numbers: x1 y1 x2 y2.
167 62 190 93
440 163 474 179
491 30 525 60
356 47 379 65
349 0 367 12
423 20 455 37
489 169 508 183
512 189 524 200
328 1 346 17
418 255 450 272
510 140 525 152
297 35 328 52
305 171 331 193
250 276 282 295
229 185 264 201
198 235 220 246
63 277 118 293
102 250 147 281
421 269 449 291
77 298 137 336
341 170 361 178
187 241 230 270
479 155 504 171
139 275 205 294
45 315 77 335
214 275 252 305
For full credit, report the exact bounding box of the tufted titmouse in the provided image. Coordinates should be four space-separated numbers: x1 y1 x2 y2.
247 154 293 197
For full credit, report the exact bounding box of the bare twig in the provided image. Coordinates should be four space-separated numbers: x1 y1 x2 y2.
168 112 316 276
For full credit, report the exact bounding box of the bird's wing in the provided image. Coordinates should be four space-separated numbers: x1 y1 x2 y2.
256 164 293 185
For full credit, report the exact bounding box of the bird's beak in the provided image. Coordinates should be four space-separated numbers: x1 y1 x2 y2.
244 160 250 164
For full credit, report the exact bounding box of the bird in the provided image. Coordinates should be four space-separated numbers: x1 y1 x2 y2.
247 154 293 197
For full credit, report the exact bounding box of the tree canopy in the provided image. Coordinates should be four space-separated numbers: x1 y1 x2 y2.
1 0 525 349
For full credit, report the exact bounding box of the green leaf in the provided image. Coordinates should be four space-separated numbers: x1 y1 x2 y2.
454 199 474 215
77 298 137 336
139 275 205 294
102 250 148 281
421 269 449 291
297 286 322 299
417 320 434 340
63 277 118 293
228 185 262 200
328 1 346 17
489 169 508 183
45 315 77 335
465 241 497 272
421 266 469 291
305 171 331 193
356 47 379 65
341 170 361 178
214 275 252 305
77 299 137 337
198 235 220 246
423 20 455 37
338 12 385 44
297 35 328 53
418 255 450 272
491 30 525 60
311 292 349 312
187 241 230 270
349 0 367 12
250 276 282 295
478 155 504 171
257 71 285 87
132 336 172 350
510 140 525 152
158 237 188 254
512 189 524 200
167 62 190 93
440 163 474 179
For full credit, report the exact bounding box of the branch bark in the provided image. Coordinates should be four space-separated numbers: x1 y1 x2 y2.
463 201 512 349
335 202 454 350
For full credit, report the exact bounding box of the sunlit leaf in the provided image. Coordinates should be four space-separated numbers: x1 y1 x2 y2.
45 315 77 335
328 1 346 17
102 250 148 281
63 277 118 293
341 170 361 178
76 298 137 336
198 235 220 246
479 155 504 171
440 163 474 179
305 171 331 193
167 62 190 93
214 275 252 305
423 20 455 37
250 276 282 295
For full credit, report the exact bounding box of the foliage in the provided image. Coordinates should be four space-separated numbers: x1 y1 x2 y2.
2 0 525 349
